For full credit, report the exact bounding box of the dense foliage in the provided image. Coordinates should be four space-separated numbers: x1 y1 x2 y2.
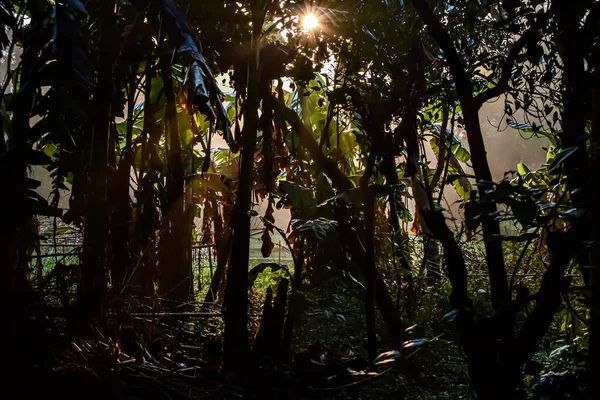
1 1 599 399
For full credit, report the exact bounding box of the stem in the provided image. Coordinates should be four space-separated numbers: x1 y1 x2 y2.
364 184 377 361
81 0 114 326
223 7 265 372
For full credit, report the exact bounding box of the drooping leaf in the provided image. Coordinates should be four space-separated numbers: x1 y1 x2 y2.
509 199 537 227
186 61 215 119
430 125 471 163
215 100 234 148
373 350 401 365
507 120 557 146
442 309 460 323
261 229 274 258
560 208 585 220
24 149 53 166
402 338 429 349
405 324 427 338
132 0 232 148
278 181 317 211
291 217 338 240
548 147 579 172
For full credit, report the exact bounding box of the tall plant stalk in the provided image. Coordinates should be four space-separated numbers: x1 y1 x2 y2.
223 6 266 371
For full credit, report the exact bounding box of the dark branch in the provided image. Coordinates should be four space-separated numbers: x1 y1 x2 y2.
407 0 473 105
513 230 577 367
421 208 472 310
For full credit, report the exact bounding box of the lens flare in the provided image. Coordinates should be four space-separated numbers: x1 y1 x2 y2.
301 13 319 31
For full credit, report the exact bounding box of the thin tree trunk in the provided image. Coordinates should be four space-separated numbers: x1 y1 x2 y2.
158 58 190 303
359 124 379 361
555 0 591 284
381 136 415 314
363 184 377 361
81 0 114 327
131 58 157 299
252 287 273 361
591 152 600 400
223 10 265 371
588 59 600 400
281 238 304 362
0 232 18 359
111 67 136 294
183 161 195 299
271 278 289 357
461 104 509 309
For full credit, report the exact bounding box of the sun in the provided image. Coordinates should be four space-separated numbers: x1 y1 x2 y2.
301 13 319 31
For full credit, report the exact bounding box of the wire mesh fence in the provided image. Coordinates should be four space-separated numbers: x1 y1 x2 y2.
31 229 294 303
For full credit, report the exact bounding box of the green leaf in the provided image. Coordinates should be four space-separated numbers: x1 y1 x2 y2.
517 162 531 176
464 202 483 230
549 345 571 359
41 225 75 241
489 181 515 202
509 199 538 227
373 350 401 365
430 127 471 163
370 183 405 198
442 309 460 323
177 110 194 148
291 217 338 240
248 263 290 287
507 121 557 146
548 147 579 172
25 149 53 166
405 324 427 338
560 208 585 220
278 181 317 211
23 177 41 190
402 338 429 349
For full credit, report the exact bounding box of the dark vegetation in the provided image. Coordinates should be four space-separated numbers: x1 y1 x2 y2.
1 0 599 399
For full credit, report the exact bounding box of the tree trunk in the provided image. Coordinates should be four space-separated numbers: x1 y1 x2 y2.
359 126 379 361
252 287 274 361
281 238 304 362
588 57 600 400
81 0 114 328
555 0 591 284
460 104 509 310
363 185 377 361
111 68 136 294
381 137 415 314
0 232 18 364
223 11 264 371
423 206 577 400
158 58 191 303
131 57 157 300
